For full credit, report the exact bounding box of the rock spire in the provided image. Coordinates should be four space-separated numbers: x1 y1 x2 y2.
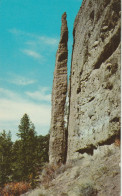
49 12 68 164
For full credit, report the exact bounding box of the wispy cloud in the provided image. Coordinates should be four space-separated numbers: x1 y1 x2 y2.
9 28 58 62
39 36 58 46
9 28 59 46
9 28 25 35
0 88 20 100
26 87 51 102
8 74 36 86
0 88 51 140
21 49 42 59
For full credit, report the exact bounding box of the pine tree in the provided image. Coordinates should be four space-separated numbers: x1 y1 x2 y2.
36 134 49 168
0 131 13 186
16 114 37 181
12 139 23 181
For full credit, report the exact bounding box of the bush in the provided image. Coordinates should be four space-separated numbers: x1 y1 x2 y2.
40 163 72 188
114 138 120 147
68 183 97 196
41 164 60 188
79 183 97 196
1 182 31 196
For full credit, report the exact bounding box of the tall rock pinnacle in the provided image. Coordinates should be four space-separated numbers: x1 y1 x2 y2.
49 12 68 164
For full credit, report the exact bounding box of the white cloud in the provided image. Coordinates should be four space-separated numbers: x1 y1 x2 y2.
9 28 58 62
0 98 50 125
21 49 42 59
9 28 23 35
0 88 51 140
26 91 51 102
39 36 58 46
8 74 36 86
26 87 51 102
9 28 59 46
0 88 20 100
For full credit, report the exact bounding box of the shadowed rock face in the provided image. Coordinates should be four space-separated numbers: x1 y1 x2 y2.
67 0 121 161
49 12 68 164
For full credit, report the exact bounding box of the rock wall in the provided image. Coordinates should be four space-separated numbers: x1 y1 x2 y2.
67 0 121 161
49 12 68 164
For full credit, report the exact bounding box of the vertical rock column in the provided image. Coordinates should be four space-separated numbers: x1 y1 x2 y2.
49 12 68 164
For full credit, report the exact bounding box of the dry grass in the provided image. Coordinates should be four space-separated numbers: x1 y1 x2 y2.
1 182 31 196
40 163 72 188
20 145 120 196
114 138 120 147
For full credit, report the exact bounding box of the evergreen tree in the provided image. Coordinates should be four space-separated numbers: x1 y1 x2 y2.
0 114 50 188
0 131 13 186
16 114 37 181
12 140 22 181
36 134 49 167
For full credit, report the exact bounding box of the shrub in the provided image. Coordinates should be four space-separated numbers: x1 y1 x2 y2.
60 193 68 196
41 163 72 188
54 163 72 175
79 183 97 196
68 183 97 196
1 182 31 196
114 138 120 147
39 194 45 196
41 164 60 188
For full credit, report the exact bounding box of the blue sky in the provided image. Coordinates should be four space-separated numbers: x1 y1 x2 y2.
0 0 82 141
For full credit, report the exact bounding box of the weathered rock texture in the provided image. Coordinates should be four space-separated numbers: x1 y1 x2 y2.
24 144 120 196
67 0 121 161
49 12 68 164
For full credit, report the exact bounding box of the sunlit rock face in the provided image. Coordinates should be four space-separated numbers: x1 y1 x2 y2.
49 12 68 164
67 0 121 161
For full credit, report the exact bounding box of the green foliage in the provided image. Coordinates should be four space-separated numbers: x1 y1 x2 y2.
0 131 13 186
36 134 49 167
15 114 37 182
12 140 23 181
79 183 97 196
0 113 49 189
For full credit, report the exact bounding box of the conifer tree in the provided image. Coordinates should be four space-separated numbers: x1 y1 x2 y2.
16 114 37 181
0 131 13 186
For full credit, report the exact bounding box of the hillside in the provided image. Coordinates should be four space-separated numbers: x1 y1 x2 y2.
22 143 120 196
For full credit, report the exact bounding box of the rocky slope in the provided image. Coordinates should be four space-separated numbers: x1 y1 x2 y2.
49 12 68 164
22 144 120 196
67 0 121 161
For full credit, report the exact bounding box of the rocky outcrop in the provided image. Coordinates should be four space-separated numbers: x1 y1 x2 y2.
24 144 120 196
49 12 68 164
67 0 121 160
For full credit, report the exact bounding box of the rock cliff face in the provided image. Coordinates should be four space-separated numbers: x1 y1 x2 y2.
49 12 68 164
67 0 121 160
